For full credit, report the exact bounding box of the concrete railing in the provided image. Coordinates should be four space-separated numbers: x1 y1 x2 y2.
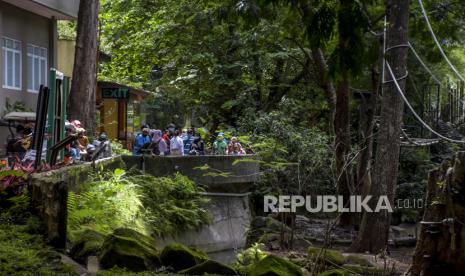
122 155 260 193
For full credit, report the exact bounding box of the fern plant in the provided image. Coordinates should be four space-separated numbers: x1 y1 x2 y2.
67 169 210 241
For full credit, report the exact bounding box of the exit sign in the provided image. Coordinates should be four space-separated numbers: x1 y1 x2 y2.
102 87 130 99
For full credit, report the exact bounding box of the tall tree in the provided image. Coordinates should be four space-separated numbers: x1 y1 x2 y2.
350 0 411 253
68 0 99 135
332 0 367 227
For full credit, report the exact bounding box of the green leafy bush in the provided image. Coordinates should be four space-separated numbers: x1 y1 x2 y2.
135 173 210 236
68 169 210 241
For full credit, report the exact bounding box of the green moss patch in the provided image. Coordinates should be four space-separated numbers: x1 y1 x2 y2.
250 254 303 276
308 247 346 266
342 264 384 275
179 259 237 275
99 228 160 272
345 255 375 267
0 221 75 275
160 243 208 271
70 229 106 264
317 269 347 276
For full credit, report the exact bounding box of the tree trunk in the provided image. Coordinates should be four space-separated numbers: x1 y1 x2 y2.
68 0 99 136
409 153 465 275
335 74 354 227
350 0 410 253
312 48 337 131
353 39 383 228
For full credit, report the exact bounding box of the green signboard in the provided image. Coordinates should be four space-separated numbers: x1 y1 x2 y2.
102 87 130 99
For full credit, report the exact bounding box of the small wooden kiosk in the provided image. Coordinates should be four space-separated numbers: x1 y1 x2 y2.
96 81 151 149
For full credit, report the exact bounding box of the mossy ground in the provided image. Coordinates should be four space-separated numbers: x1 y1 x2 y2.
0 217 76 275
308 247 346 266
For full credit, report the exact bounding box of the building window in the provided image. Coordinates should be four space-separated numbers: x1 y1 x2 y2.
2 37 21 90
27 44 47 93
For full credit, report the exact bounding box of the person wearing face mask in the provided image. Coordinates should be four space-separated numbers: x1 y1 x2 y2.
133 127 151 155
183 128 195 155
152 129 168 156
213 133 227 155
169 130 184 156
189 133 205 155
226 136 246 155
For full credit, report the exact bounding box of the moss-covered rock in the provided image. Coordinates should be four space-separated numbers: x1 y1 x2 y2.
250 255 303 276
112 228 154 249
160 243 208 271
70 229 106 264
99 228 160 272
179 259 237 275
345 255 375 267
317 269 347 276
308 247 346 266
342 264 384 275
247 216 292 247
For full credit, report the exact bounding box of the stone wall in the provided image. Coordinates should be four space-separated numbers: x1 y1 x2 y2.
30 157 125 247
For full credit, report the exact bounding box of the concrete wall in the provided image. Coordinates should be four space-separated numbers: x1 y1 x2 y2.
161 194 251 254
0 1 56 144
122 155 260 193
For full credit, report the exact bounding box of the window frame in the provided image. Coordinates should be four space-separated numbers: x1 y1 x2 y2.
2 37 22 91
27 43 48 93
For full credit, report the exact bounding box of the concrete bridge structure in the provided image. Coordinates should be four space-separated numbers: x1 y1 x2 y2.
30 155 260 253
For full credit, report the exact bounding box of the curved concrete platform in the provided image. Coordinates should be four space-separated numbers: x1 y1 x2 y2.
122 155 260 193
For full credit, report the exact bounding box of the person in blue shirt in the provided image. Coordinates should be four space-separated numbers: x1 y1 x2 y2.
183 128 195 155
133 127 151 155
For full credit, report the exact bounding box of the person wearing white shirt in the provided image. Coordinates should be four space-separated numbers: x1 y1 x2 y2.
170 130 184 156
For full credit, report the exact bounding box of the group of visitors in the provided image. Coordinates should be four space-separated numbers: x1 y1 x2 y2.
7 119 111 165
63 120 111 163
132 124 246 156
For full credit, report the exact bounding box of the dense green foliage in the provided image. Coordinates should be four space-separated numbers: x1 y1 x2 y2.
0 223 75 275
95 0 465 252
97 1 465 224
0 193 75 275
68 169 210 240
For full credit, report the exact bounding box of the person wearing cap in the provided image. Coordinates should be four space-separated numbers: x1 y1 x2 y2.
88 132 112 159
133 127 151 155
213 133 227 155
64 123 80 163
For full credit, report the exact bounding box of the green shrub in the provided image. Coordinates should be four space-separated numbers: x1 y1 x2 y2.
68 169 210 241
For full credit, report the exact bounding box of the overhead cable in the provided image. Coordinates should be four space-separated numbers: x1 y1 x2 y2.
385 60 465 144
408 42 441 85
417 0 465 83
